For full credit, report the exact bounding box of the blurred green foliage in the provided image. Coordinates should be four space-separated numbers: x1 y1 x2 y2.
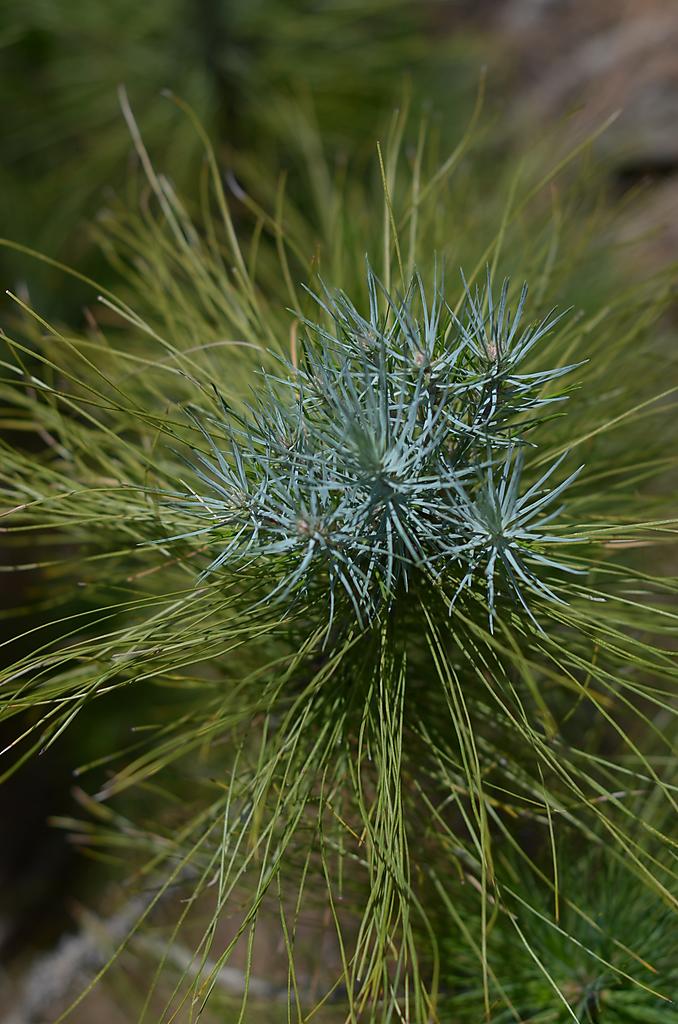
0 0 481 314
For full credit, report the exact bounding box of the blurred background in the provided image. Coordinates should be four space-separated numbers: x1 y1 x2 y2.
1 1 677 1020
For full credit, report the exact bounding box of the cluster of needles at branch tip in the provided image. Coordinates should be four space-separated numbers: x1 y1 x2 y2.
169 266 585 633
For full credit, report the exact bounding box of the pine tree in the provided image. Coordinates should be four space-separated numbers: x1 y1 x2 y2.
1 98 676 1023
